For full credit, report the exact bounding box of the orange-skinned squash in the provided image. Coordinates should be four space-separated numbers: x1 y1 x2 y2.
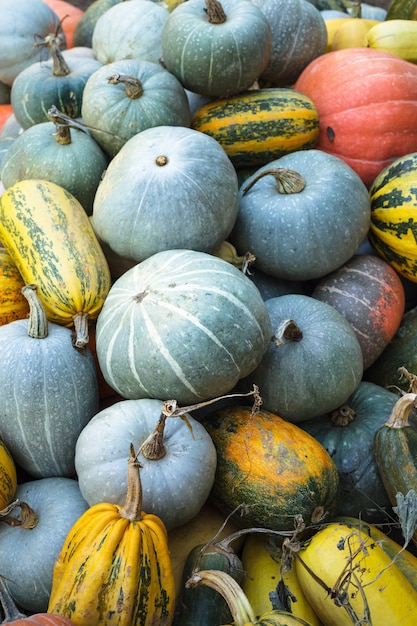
0 438 17 511
0 244 29 326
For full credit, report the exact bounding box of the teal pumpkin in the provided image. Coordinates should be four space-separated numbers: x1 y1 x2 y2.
161 0 272 97
95 249 272 404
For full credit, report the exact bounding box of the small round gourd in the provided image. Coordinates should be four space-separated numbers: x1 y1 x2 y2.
231 150 371 281
75 397 217 530
95 249 272 404
240 294 364 422
92 125 239 261
161 0 272 97
0 477 89 613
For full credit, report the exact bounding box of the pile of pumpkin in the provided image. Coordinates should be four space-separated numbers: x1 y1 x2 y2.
2 0 417 624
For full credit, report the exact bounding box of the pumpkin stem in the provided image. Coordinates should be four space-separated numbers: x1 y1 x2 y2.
2 501 39 529
34 35 71 77
72 311 90 350
107 73 144 99
139 413 168 460
330 405 356 427
186 569 256 626
119 443 144 522
385 393 417 429
272 318 303 347
48 107 72 145
0 577 27 622
156 155 169 166
242 168 306 196
22 284 48 339
205 0 226 24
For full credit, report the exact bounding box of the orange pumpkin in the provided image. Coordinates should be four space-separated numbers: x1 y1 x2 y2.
0 104 13 133
42 0 84 48
294 48 417 187
0 245 29 326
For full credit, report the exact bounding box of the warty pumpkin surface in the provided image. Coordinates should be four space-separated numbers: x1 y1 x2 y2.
201 405 339 531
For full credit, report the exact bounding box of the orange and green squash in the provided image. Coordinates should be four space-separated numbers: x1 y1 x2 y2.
368 151 417 282
48 444 176 625
0 245 29 326
294 47 417 187
0 438 17 511
294 521 417 625
0 179 111 348
201 405 340 531
192 88 319 168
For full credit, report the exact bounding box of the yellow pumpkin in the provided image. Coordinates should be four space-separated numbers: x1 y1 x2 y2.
0 438 17 511
330 18 380 51
47 444 175 625
294 522 417 625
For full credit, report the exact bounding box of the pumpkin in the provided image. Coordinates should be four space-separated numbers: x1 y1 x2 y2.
294 47 417 187
0 245 29 326
48 445 175 626
161 0 272 97
0 179 111 348
0 578 77 626
0 478 89 613
0 438 17 512
74 397 217 530
240 533 322 626
238 294 363 422
251 0 327 86
92 0 169 65
73 0 121 48
95 249 271 404
0 104 13 134
10 41 102 130
328 17 380 50
42 0 84 49
0 284 99 478
0 0 64 87
0 108 108 214
299 381 399 523
373 392 417 541
81 58 191 158
201 404 339 531
368 151 417 282
293 521 417 625
92 126 239 261
186 569 316 626
312 254 405 368
365 18 417 63
230 150 371 281
191 89 319 169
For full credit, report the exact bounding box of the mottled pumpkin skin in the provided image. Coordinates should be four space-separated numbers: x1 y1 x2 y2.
202 406 339 531
0 245 29 326
312 254 405 368
0 438 17 510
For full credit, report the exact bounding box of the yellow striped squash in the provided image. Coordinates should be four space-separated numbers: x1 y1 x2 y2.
369 152 417 282
0 179 111 347
0 244 29 326
191 88 319 168
0 438 16 511
48 444 175 625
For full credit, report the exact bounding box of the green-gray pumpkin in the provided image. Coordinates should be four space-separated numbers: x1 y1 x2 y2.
92 125 239 261
161 0 272 97
239 293 364 422
95 249 272 404
81 58 191 157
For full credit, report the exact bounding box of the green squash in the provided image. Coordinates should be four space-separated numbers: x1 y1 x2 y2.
161 0 272 97
95 249 272 404
239 294 364 422
81 58 191 157
231 149 371 281
73 0 122 48
300 381 398 523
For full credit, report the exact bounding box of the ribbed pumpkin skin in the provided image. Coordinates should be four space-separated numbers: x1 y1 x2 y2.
95 249 271 403
0 245 29 325
0 180 111 328
312 254 405 368
0 438 17 510
48 503 175 625
369 151 417 282
202 405 339 531
295 522 417 625
161 0 272 97
0 121 108 214
192 89 319 168
10 53 102 130
294 48 417 187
